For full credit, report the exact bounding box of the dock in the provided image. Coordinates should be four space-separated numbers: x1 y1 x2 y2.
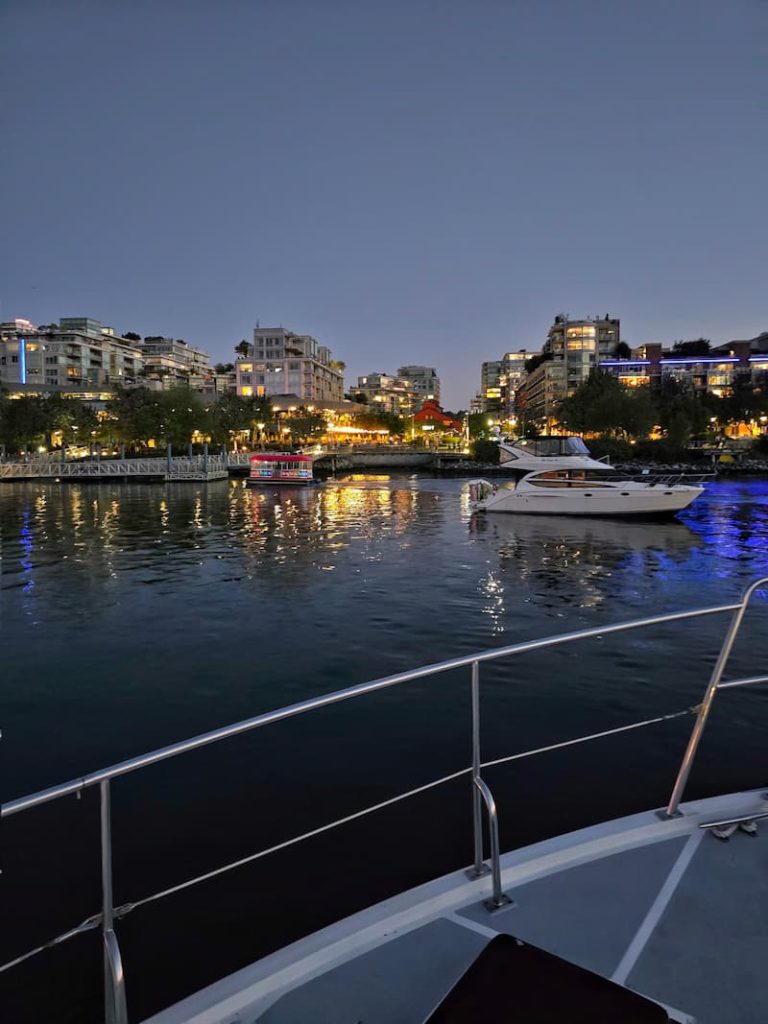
0 454 229 483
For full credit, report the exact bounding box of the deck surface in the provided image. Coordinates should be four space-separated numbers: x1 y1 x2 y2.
146 790 768 1024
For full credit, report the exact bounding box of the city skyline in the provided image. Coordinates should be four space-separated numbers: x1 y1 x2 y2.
2 1 766 409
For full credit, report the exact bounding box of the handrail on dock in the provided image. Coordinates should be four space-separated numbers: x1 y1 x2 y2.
2 576 767 1024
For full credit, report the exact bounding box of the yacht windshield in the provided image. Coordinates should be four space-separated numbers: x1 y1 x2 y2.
511 437 591 457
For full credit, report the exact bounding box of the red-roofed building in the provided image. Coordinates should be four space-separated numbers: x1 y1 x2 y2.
413 400 463 433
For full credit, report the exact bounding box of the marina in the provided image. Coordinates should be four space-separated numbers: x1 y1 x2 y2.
3 2 766 1020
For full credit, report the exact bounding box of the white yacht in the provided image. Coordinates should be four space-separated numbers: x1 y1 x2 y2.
469 437 705 517
2 579 767 1024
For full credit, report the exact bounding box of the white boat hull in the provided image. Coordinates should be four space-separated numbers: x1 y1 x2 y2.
477 484 703 517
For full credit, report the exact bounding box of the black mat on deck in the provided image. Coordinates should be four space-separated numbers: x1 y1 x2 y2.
427 934 670 1023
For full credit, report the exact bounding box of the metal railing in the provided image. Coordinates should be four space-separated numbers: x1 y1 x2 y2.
0 455 228 481
2 578 767 1024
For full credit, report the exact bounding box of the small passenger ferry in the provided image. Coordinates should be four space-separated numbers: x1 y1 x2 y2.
246 452 315 486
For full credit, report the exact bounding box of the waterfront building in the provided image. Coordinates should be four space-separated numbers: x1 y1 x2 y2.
396 365 440 410
236 327 344 404
412 400 463 444
499 350 528 418
599 337 768 398
353 372 415 415
138 336 211 388
514 314 621 426
544 314 620 395
188 368 237 398
0 317 144 390
480 360 503 413
515 358 567 429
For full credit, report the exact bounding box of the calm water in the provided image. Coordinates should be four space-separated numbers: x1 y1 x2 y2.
3 475 768 1021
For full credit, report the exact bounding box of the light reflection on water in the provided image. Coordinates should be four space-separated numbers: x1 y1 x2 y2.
2 474 766 782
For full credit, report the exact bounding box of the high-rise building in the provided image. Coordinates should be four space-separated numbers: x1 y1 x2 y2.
236 327 344 404
517 315 621 425
396 366 440 410
480 361 503 412
499 351 528 418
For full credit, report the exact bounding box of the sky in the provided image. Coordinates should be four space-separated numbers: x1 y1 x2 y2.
1 1 766 409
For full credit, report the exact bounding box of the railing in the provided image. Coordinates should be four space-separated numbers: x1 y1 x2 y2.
2 578 767 1024
0 455 228 480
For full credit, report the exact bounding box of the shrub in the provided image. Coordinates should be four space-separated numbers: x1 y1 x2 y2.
470 438 500 464
584 438 633 463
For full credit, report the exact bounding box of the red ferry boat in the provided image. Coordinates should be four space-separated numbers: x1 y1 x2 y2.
246 452 315 486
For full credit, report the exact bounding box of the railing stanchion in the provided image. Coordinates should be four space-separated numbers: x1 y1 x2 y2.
468 661 489 878
665 577 766 817
101 780 128 1024
474 779 511 911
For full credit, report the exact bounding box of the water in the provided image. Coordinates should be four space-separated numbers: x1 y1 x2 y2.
2 474 767 1021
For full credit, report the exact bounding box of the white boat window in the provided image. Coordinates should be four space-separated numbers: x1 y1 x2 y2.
527 470 614 489
510 436 591 457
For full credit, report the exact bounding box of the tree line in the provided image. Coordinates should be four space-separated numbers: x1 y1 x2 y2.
0 386 410 453
555 369 768 446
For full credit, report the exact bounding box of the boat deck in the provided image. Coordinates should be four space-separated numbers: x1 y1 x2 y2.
146 789 768 1024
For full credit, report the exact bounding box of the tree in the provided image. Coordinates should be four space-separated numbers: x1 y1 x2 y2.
123 332 142 342
467 413 490 438
44 393 99 447
235 340 250 357
352 409 405 436
106 386 166 449
525 351 553 374
287 410 325 442
557 370 657 439
207 393 272 446
155 388 207 447
0 394 49 451
470 438 500 464
672 338 711 357
214 362 234 373
721 371 768 425
613 341 632 359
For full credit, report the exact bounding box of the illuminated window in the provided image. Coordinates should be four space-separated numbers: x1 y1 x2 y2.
239 363 253 372
241 385 253 396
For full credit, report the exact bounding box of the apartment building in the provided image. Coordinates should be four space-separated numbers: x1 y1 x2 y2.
516 315 621 425
353 372 415 415
236 327 344 404
480 361 503 412
0 317 144 390
396 366 440 410
600 337 768 397
139 336 211 387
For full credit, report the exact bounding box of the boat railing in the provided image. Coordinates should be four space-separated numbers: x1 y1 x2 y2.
606 470 714 486
3 577 767 1024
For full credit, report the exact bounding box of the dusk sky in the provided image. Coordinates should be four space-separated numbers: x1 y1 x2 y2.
1 0 765 408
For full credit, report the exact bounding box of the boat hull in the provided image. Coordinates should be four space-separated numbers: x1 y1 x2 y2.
477 485 703 517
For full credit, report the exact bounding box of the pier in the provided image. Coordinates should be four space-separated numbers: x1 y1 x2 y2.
0 453 228 483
